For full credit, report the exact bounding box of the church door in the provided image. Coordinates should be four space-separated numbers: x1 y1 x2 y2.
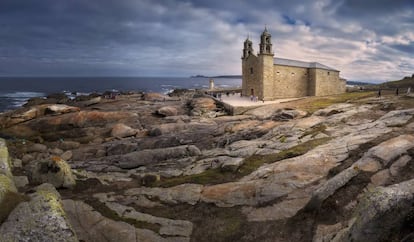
251 89 254 96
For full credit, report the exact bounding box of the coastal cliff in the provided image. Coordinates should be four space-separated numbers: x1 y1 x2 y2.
0 90 414 241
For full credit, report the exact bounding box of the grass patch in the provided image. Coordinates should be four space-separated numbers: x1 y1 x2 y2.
298 91 375 113
84 198 160 233
239 137 331 176
138 202 248 242
152 137 331 188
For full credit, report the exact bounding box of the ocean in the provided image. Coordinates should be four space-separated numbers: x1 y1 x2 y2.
0 77 241 113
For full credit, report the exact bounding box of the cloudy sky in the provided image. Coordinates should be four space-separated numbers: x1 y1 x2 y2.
0 0 413 82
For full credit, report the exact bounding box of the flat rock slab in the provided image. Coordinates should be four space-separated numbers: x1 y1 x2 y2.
63 199 172 242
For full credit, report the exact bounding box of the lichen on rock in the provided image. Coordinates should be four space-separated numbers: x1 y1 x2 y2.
0 183 79 242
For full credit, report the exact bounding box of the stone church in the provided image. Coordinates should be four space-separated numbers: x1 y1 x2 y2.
242 28 346 100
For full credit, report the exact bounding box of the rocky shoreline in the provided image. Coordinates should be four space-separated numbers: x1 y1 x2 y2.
1 89 414 241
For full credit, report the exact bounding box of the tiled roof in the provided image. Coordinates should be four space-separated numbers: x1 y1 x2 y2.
274 57 339 71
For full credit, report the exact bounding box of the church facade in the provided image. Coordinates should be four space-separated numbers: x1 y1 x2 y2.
242 28 346 100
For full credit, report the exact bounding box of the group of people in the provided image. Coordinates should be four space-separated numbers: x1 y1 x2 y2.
250 95 259 102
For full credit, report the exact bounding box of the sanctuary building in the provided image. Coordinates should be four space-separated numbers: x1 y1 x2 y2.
242 28 346 100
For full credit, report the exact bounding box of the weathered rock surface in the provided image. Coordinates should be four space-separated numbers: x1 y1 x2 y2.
44 104 80 115
1 92 414 241
183 156 243 175
190 97 217 116
111 123 137 138
63 199 171 242
157 106 178 117
26 156 76 188
0 138 12 178
124 184 203 205
117 145 201 169
0 183 78 242
105 202 193 238
334 179 414 242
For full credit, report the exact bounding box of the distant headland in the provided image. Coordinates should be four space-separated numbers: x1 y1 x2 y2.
190 74 242 78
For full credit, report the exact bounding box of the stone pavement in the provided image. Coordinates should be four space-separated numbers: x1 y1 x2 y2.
217 93 301 107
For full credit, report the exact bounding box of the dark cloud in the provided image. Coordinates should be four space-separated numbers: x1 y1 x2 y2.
0 0 412 81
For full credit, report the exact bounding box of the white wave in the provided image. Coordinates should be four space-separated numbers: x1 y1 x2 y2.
0 91 45 98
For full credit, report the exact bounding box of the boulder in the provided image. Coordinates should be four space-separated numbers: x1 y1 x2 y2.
0 138 12 178
24 96 49 107
117 145 201 169
111 123 137 138
190 97 217 115
13 176 29 188
49 147 64 155
0 184 78 242
61 150 73 161
44 104 80 115
12 158 22 168
77 96 101 107
0 174 18 207
26 156 76 188
46 92 70 103
59 140 81 150
142 92 170 101
157 106 178 117
220 157 244 172
334 179 414 242
27 143 48 153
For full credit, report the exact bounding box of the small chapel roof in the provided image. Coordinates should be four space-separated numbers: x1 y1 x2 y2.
274 57 339 71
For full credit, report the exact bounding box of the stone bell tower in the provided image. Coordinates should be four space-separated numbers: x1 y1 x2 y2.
242 35 254 59
258 27 274 100
259 26 273 55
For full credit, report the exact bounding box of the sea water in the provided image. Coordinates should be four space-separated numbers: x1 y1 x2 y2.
0 77 241 112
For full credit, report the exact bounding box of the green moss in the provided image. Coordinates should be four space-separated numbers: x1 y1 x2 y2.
240 137 331 175
300 92 375 113
279 135 287 143
300 124 327 138
37 189 67 217
85 198 160 233
153 137 331 188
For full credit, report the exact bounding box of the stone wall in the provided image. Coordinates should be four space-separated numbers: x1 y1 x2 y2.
310 69 346 96
272 65 310 98
242 55 261 98
261 55 275 101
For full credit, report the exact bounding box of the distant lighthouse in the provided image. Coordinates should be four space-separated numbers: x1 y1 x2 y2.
209 79 215 90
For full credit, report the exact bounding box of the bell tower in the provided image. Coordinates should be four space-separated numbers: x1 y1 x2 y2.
259 26 273 55
242 36 254 59
258 27 274 101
